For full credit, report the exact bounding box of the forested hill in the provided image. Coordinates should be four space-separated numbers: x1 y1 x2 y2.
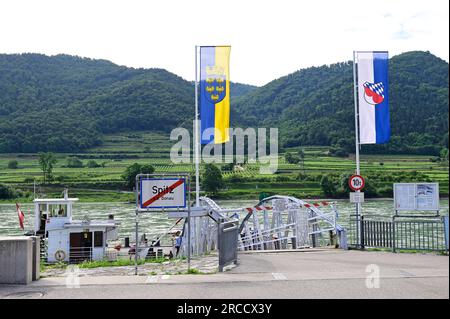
0 53 256 152
0 51 448 155
233 51 449 155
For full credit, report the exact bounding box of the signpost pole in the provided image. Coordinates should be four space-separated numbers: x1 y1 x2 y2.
137 173 190 272
353 51 362 247
134 175 139 275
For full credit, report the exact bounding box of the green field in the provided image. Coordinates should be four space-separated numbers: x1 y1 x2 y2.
0 131 448 202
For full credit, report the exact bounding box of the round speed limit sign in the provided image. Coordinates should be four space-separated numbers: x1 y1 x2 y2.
349 174 365 191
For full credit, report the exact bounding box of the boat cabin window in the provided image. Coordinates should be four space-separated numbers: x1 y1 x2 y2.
94 231 103 247
48 204 67 217
39 204 47 217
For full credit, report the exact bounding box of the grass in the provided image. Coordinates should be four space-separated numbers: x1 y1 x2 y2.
0 131 448 202
186 268 203 274
77 257 167 269
364 247 448 255
40 257 170 271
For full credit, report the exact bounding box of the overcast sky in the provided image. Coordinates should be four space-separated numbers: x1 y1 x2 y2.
1 0 448 86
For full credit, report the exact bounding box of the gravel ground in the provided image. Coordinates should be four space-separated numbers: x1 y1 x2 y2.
41 253 224 277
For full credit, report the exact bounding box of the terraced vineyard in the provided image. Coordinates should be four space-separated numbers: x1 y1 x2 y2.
0 131 448 202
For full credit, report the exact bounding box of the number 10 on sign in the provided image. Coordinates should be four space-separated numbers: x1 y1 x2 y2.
349 175 365 191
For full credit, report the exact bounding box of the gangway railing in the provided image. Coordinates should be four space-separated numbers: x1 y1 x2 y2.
181 195 347 255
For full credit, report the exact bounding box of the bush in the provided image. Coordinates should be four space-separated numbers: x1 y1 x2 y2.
285 152 300 164
275 175 291 182
221 163 234 172
377 186 393 197
66 157 83 168
227 174 248 183
54 175 70 182
329 147 349 157
86 160 101 168
0 184 22 199
7 160 18 169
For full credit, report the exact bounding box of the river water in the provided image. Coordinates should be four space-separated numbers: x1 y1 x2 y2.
1 199 448 244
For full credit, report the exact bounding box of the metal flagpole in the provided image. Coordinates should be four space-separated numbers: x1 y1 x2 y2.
353 51 361 176
353 50 361 247
194 45 200 207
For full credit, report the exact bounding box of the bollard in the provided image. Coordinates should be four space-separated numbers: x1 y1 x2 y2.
31 236 40 281
125 237 130 248
0 236 33 284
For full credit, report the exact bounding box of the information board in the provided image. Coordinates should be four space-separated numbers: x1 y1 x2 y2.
350 192 365 203
394 183 439 211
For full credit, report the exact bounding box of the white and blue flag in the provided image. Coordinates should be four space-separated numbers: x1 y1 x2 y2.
357 51 390 144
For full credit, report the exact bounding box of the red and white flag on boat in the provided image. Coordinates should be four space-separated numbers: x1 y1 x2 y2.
16 202 25 230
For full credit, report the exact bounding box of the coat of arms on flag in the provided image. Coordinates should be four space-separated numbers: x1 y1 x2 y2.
199 46 231 144
204 66 227 104
356 51 390 144
363 81 385 105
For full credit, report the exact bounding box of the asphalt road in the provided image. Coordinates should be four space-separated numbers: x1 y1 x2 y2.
0 249 448 299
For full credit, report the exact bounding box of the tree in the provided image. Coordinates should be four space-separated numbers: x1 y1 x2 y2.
0 184 15 199
121 163 155 190
298 148 305 173
440 148 449 167
320 174 337 197
38 152 57 184
7 160 18 169
201 164 224 195
66 157 83 168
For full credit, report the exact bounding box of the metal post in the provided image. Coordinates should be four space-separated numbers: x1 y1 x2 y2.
360 215 365 249
392 215 396 253
352 51 362 247
134 175 139 275
187 176 191 272
194 45 200 207
134 210 138 275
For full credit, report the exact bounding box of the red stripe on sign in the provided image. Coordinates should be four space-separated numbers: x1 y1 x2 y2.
142 179 184 208
321 201 329 206
246 207 253 213
313 203 320 207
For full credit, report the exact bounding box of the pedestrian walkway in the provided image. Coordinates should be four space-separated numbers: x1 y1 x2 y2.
0 250 447 299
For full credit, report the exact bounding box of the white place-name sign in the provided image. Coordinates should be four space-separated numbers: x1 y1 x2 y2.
139 178 186 210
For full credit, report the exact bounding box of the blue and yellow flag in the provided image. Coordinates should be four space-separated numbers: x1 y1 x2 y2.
200 46 231 144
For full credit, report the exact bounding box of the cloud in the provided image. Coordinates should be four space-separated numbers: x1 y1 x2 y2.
393 24 413 40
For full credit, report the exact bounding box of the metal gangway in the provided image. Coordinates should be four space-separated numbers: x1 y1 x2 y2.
178 195 348 259
237 195 347 251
